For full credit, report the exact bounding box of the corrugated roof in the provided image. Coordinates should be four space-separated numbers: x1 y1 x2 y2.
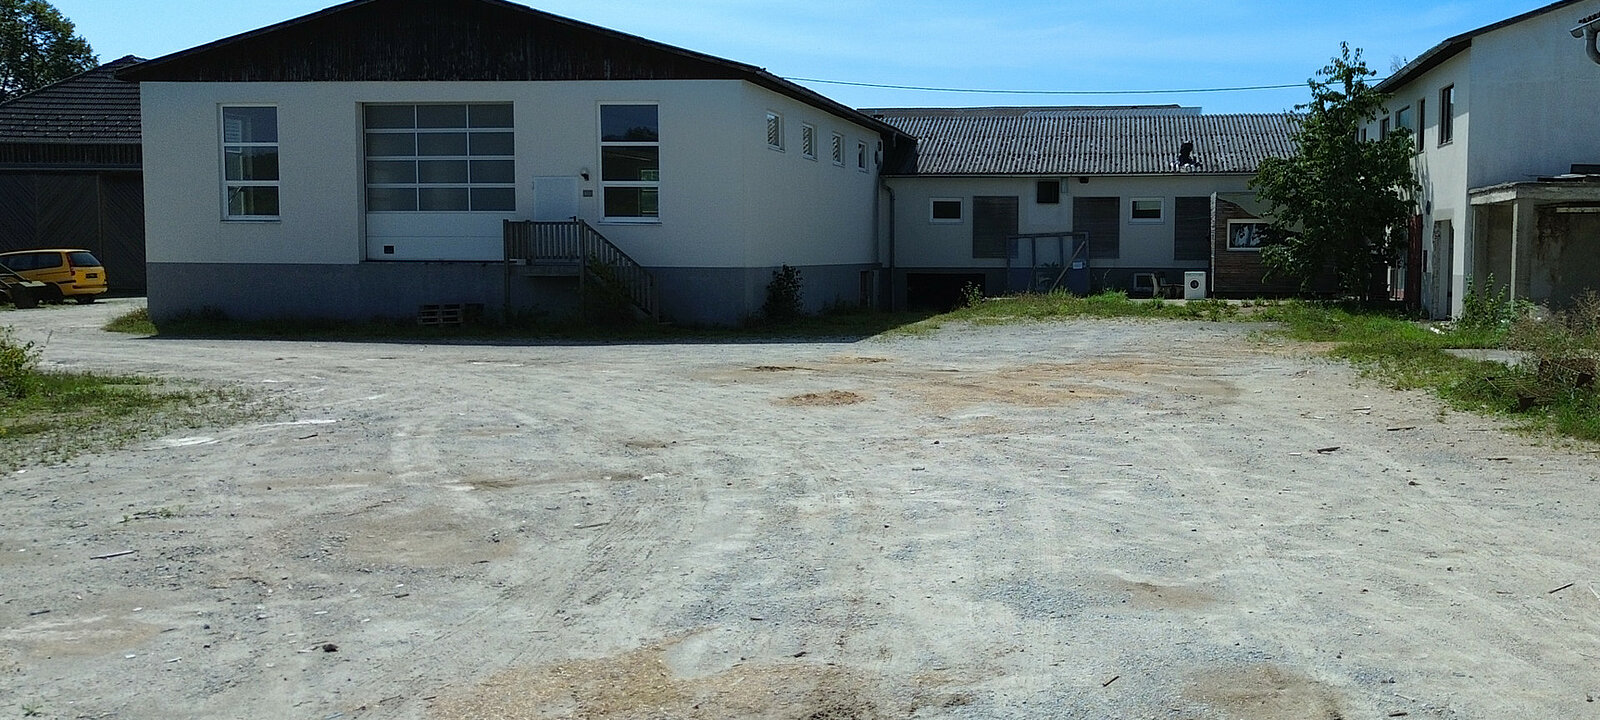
0 56 144 143
865 105 1201 119
874 109 1298 176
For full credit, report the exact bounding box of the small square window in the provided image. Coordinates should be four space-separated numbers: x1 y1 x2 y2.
766 112 783 151
801 123 816 160
1131 198 1163 222
1036 180 1061 204
931 199 962 223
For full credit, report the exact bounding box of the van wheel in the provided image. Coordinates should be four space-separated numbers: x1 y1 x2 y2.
74 295 96 305
11 288 37 309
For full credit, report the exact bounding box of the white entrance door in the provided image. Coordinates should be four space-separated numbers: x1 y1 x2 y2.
532 177 581 222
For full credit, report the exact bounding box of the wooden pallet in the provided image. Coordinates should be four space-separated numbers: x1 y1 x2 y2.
417 303 465 326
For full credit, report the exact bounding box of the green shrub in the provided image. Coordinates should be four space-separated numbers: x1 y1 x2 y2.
1505 291 1600 395
1458 274 1526 332
0 327 41 400
958 281 984 309
762 264 804 322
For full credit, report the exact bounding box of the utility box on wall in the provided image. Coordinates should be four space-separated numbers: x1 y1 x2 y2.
1183 271 1208 299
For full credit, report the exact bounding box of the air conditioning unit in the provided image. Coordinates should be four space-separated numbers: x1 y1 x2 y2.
1183 271 1208 300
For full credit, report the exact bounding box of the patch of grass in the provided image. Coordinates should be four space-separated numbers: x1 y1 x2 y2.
104 306 156 334
0 360 275 470
1258 300 1600 443
920 290 1247 325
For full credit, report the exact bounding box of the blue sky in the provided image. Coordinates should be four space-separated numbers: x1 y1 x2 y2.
53 0 1565 114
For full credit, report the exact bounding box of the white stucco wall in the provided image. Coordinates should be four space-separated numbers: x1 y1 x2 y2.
1467 0 1600 186
141 79 883 271
1379 51 1471 316
1372 0 1600 315
885 174 1253 269
733 84 881 268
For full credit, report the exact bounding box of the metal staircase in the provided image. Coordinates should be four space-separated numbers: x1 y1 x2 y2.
503 220 660 321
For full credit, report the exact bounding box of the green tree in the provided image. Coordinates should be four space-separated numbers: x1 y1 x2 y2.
0 0 95 102
1251 43 1418 300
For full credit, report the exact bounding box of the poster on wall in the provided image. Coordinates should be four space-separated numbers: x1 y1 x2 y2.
1228 221 1267 251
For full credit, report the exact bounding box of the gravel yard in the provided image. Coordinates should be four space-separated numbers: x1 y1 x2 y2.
2 299 1598 719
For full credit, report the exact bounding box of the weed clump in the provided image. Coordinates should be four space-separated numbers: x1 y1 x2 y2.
763 264 804 322
0 326 40 400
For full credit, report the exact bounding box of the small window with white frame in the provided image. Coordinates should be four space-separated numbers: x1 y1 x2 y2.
856 141 867 171
1130 198 1163 222
766 111 783 151
930 198 962 223
800 123 816 160
221 105 280 220
831 132 844 166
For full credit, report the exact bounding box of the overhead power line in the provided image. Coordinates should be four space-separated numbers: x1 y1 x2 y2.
783 77 1304 95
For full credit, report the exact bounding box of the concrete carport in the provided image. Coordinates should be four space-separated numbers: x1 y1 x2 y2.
1470 176 1600 308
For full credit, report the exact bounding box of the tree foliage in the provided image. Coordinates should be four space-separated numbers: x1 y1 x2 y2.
1251 44 1418 300
0 0 95 102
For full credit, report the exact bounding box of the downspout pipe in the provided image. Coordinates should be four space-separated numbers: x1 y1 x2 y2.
882 181 897 311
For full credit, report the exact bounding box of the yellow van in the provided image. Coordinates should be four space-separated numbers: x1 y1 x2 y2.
0 249 108 303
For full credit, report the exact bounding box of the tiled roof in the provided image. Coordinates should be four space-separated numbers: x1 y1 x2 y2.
869 108 1298 176
865 105 1203 119
0 56 144 143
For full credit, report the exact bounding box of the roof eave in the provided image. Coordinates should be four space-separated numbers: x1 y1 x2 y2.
1376 0 1589 93
1375 38 1471 93
115 0 909 144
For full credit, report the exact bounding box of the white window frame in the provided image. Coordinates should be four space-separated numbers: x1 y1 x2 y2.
1130 197 1164 223
220 105 280 221
800 123 817 160
1438 85 1455 146
831 132 845 166
930 198 963 224
1227 220 1267 252
362 103 516 214
599 102 661 224
856 140 868 172
766 111 784 151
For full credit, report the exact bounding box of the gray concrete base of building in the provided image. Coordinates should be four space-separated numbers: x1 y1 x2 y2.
147 261 879 327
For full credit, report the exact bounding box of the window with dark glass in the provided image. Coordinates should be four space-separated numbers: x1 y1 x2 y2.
600 104 660 220
222 106 279 219
363 103 514 212
1036 180 1061 204
1438 86 1455 145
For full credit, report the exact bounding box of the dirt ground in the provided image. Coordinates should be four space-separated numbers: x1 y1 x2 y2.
2 298 1598 720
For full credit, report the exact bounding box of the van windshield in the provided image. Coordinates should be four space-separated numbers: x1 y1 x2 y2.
68 252 101 267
